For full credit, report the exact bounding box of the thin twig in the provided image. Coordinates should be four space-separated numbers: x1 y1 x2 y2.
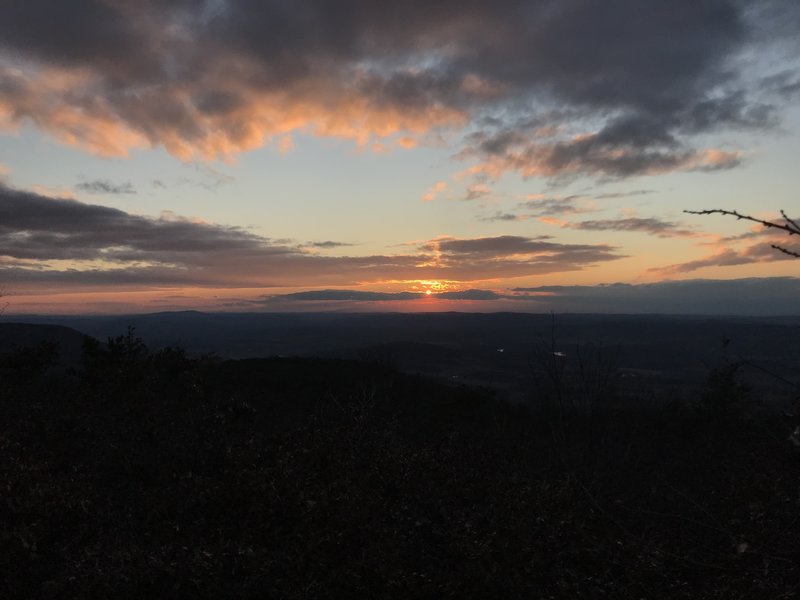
684 209 800 237
771 244 800 258
685 208 800 258
574 476 731 572
736 354 800 391
780 209 800 233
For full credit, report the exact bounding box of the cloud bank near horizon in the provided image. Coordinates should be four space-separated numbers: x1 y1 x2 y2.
254 278 800 316
511 278 800 315
1 181 795 312
0 183 624 292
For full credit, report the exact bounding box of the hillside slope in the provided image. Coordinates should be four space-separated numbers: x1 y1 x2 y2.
1 345 798 598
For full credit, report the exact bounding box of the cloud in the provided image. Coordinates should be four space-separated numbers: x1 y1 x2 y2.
567 217 702 238
274 290 422 302
75 179 136 195
462 124 745 182
304 241 355 249
479 193 600 223
0 183 624 290
263 278 800 315
480 211 526 223
522 195 599 217
0 185 264 261
0 0 794 179
479 190 668 227
428 235 556 257
509 278 800 316
592 190 656 200
650 241 797 276
421 181 447 202
647 214 800 275
761 71 800 100
266 288 503 303
436 289 501 300
415 234 624 280
463 183 491 201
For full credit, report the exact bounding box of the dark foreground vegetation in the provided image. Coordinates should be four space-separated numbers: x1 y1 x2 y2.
1 330 799 598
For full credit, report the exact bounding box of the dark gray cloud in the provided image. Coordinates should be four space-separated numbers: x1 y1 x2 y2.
592 190 656 200
261 279 800 315
510 278 800 316
480 190 658 223
75 179 136 195
0 0 158 76
479 194 599 223
267 288 503 303
0 0 795 176
274 290 421 302
480 211 525 223
304 241 354 249
436 289 502 301
761 71 800 100
568 217 701 238
463 184 491 201
462 118 744 181
0 184 623 289
523 196 597 217
0 184 265 261
429 235 557 257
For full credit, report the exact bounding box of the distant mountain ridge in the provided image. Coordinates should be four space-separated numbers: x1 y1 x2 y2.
5 311 800 407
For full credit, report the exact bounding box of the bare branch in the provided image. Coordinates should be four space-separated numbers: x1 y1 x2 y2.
684 209 800 236
684 208 800 259
772 245 800 258
780 209 800 234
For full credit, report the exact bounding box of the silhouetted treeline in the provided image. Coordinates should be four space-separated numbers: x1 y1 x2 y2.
1 331 798 598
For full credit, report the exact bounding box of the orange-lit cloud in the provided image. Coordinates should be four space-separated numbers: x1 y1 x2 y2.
537 216 568 227
0 63 466 160
649 229 798 277
421 181 447 202
0 0 793 177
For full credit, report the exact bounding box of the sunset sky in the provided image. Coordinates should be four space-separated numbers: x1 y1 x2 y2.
1 0 799 314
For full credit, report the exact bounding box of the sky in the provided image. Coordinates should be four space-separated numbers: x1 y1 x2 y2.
0 0 799 315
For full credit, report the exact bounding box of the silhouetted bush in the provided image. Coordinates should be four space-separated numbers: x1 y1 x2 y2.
700 337 752 419
1 333 798 598
0 340 57 387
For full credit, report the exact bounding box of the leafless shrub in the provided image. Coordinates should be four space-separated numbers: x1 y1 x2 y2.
700 337 752 418
530 315 621 462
